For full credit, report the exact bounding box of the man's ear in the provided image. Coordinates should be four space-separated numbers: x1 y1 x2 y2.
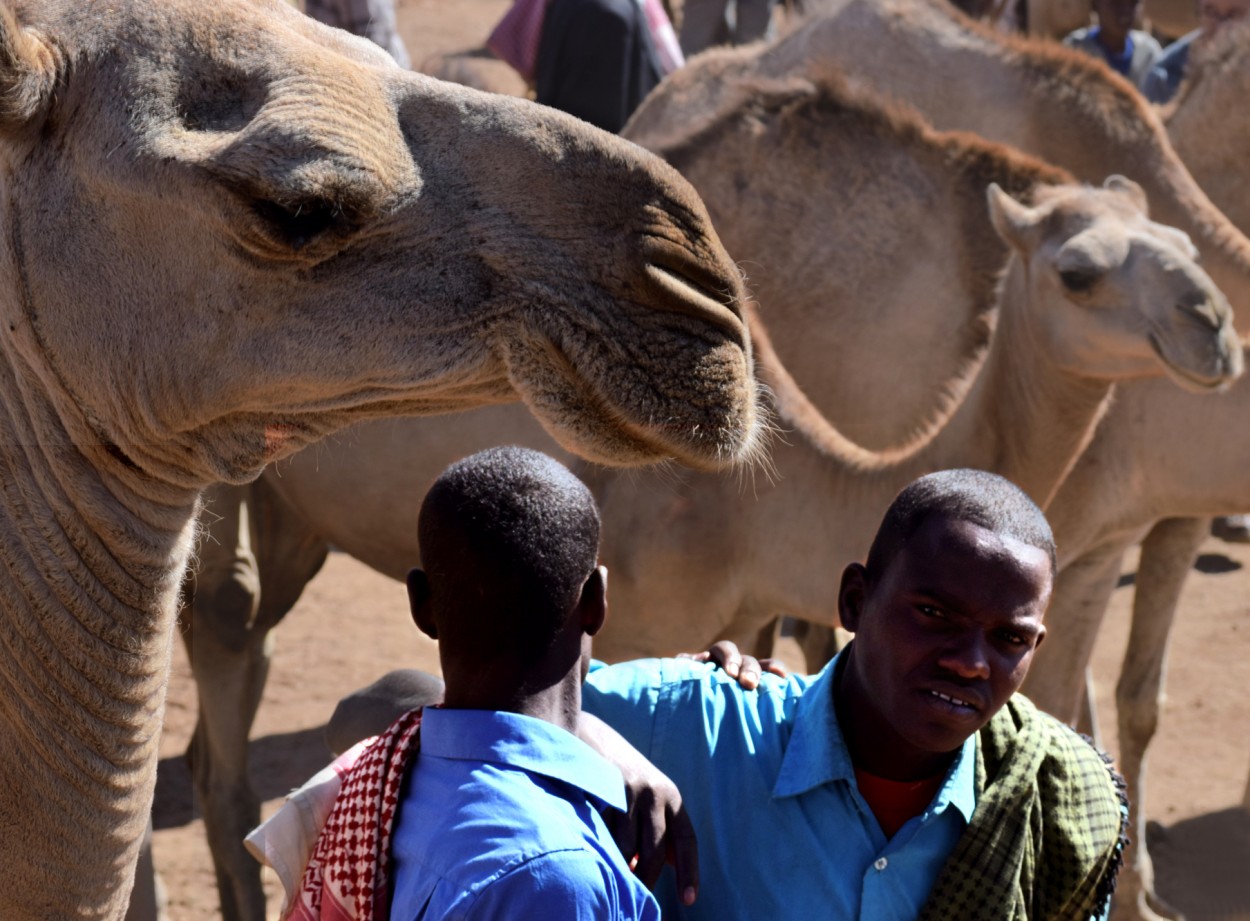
576 565 608 637
838 562 869 634
407 568 436 639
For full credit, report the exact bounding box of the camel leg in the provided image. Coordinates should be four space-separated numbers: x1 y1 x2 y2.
182 479 331 921
184 484 269 921
749 617 780 659
1110 516 1208 921
1022 541 1127 725
123 818 167 921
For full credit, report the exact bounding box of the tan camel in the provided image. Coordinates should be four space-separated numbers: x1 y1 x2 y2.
419 47 529 97
177 75 1241 918
0 0 766 917
1016 27 1250 920
628 0 1250 340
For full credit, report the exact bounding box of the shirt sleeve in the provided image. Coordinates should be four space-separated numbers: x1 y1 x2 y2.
582 659 670 757
464 849 658 921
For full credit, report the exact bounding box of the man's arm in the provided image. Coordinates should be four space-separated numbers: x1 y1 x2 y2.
577 712 698 906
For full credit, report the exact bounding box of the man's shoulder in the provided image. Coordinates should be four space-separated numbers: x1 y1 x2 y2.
470 847 658 920
995 696 1126 830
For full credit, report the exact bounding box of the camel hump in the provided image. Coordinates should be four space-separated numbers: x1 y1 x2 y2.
326 669 446 756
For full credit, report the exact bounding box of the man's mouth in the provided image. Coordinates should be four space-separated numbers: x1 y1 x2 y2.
923 689 981 713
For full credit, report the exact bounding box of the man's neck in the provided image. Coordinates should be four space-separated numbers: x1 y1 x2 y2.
440 668 583 736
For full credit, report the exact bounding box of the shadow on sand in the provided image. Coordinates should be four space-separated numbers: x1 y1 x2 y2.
152 724 332 831
1148 807 1250 921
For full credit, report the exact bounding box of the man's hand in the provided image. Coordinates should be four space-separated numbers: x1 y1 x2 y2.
678 640 791 690
577 713 699 905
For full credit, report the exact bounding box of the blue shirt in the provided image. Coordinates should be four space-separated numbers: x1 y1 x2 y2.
389 708 661 921
582 655 977 921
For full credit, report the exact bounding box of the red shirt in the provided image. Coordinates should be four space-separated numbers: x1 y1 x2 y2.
853 768 946 838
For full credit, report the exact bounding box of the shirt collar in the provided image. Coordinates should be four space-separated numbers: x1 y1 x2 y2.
771 650 979 824
420 708 627 812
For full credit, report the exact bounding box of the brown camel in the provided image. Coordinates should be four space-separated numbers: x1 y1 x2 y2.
0 0 764 918
627 0 1250 340
179 75 1242 918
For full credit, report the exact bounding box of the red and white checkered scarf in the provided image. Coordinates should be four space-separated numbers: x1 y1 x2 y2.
247 709 423 921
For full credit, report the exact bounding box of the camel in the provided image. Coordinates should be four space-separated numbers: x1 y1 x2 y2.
419 47 529 97
626 0 1250 346
0 0 766 917
178 75 1241 918
1012 27 1250 919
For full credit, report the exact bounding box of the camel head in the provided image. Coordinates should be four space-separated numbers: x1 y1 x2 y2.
0 0 759 487
987 177 1243 392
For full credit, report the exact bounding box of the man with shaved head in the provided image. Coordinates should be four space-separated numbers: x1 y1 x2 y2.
583 469 1128 920
387 446 663 920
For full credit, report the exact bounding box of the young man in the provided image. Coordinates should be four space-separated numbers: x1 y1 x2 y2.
1063 0 1162 85
385 446 662 920
583 469 1127 920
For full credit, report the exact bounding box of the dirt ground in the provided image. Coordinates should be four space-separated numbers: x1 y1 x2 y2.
148 1 1250 918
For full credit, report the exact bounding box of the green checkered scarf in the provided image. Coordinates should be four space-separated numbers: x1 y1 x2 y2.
919 695 1128 921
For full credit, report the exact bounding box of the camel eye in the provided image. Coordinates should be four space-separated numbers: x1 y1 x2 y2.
251 197 347 251
1059 267 1100 293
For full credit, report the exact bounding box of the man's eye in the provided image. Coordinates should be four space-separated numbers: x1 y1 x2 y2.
998 630 1027 647
919 605 945 619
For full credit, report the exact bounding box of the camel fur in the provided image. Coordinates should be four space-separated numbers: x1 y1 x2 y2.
628 0 1250 342
0 0 765 918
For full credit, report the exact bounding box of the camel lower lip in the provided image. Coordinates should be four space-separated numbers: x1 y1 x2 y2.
1150 335 1234 392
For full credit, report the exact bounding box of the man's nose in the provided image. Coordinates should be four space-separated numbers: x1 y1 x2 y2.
937 635 991 681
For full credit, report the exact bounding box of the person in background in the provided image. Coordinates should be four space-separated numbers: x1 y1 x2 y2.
488 0 683 133
1063 0 1163 85
304 0 412 68
1141 0 1250 101
583 469 1128 920
677 0 778 56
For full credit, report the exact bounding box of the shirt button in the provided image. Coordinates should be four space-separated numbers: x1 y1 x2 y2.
874 857 888 871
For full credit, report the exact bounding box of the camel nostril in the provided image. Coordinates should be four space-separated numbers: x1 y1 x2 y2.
643 262 746 342
1175 297 1225 332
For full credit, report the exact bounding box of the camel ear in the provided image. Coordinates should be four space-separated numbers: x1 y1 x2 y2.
986 183 1043 254
1103 174 1149 215
0 4 59 129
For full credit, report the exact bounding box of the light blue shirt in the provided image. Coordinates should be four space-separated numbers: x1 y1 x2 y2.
389 708 661 921
582 654 977 921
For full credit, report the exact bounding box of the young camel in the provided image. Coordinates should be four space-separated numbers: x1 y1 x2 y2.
0 0 765 918
178 77 1241 917
625 0 1250 341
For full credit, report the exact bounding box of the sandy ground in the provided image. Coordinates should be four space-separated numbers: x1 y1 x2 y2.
148 1 1250 918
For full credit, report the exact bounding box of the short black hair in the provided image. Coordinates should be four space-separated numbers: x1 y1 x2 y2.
417 446 601 664
864 469 1056 582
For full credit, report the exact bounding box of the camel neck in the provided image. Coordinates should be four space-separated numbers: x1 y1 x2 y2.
0 350 200 920
949 257 1113 509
